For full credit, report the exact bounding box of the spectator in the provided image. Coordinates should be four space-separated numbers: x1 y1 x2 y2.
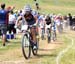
68 13 73 30
8 11 16 39
0 3 14 46
72 16 75 29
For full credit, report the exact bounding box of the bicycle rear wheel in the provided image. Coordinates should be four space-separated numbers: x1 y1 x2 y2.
48 36 51 43
22 34 31 59
53 31 56 41
47 29 51 43
41 28 45 40
32 42 38 56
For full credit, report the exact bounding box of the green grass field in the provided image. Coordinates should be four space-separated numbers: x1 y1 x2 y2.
0 0 75 14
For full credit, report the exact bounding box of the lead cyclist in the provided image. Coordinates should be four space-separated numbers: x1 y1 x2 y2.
16 4 38 49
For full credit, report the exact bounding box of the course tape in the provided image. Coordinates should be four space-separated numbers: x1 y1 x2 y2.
56 35 74 64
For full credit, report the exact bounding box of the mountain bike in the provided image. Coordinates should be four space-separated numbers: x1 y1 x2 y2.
47 28 51 43
52 29 56 41
41 28 45 40
21 25 39 59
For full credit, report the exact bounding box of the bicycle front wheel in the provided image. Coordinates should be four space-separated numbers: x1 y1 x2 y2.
22 34 31 59
47 29 51 43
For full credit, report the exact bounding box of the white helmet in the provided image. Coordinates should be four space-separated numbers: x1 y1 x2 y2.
24 4 32 12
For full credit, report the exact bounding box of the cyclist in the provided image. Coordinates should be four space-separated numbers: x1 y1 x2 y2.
45 15 52 36
17 4 38 49
38 14 45 38
52 15 57 31
51 15 57 40
55 14 63 33
0 3 14 46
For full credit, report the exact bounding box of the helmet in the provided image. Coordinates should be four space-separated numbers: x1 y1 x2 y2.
24 4 32 12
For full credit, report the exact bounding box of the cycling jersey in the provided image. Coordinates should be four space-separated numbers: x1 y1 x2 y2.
45 16 51 25
46 21 51 25
0 9 8 24
24 13 36 25
52 21 56 31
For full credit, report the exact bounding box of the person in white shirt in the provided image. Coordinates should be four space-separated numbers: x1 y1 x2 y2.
8 11 16 38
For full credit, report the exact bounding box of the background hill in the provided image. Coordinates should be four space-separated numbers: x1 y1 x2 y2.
0 0 75 15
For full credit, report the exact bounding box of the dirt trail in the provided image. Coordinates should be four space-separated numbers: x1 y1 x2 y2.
0 35 63 64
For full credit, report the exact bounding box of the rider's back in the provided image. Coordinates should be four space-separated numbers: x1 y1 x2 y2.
0 9 7 24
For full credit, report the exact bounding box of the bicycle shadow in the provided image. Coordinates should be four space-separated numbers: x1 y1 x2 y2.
39 48 55 51
33 48 57 58
36 53 57 58
50 42 63 45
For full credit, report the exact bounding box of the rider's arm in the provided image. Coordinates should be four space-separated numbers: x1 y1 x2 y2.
34 15 38 25
16 16 22 27
6 6 15 13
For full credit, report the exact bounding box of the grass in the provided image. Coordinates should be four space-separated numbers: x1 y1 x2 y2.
0 39 20 54
61 49 75 64
0 31 75 64
60 34 75 64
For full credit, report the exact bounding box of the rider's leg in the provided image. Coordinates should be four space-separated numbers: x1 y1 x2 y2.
35 26 38 35
30 27 37 49
30 27 37 44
